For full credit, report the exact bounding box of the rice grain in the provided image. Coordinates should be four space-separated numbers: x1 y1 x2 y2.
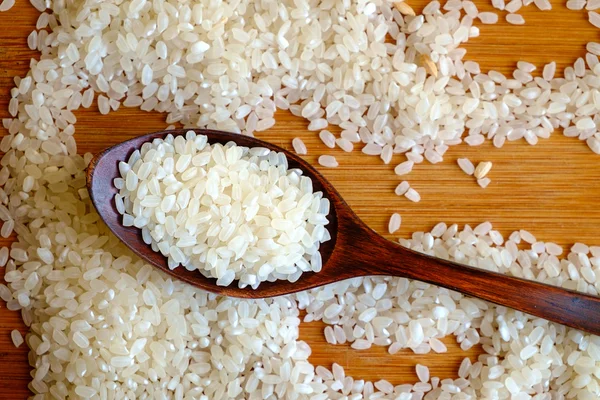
292 138 307 155
457 158 475 175
318 155 338 168
0 0 14 12
11 329 23 347
590 11 600 28
506 13 525 25
474 161 493 179
388 213 402 234
405 188 421 203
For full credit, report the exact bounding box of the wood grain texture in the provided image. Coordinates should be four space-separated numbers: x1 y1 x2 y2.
2 1 600 398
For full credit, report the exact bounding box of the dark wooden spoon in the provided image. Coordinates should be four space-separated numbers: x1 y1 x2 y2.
87 129 600 335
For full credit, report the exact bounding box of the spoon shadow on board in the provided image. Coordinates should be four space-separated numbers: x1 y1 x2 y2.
86 129 600 336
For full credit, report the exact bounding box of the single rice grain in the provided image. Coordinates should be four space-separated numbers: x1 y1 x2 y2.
292 137 307 155
388 213 402 234
506 13 525 24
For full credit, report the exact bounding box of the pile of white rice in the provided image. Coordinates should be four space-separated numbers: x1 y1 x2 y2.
114 132 330 288
0 0 599 398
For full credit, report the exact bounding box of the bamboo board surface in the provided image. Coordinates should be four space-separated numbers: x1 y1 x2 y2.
1 1 600 398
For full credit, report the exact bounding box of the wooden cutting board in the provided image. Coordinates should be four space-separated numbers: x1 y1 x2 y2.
1 1 600 398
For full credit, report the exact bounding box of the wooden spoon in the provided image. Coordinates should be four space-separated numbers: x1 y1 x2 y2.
87 129 600 335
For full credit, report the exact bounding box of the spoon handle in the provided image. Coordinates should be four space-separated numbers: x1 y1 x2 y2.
340 228 600 335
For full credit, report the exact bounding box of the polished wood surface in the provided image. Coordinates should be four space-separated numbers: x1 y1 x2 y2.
2 1 600 398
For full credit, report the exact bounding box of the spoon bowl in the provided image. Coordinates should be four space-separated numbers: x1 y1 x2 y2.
87 129 600 335
87 129 340 298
